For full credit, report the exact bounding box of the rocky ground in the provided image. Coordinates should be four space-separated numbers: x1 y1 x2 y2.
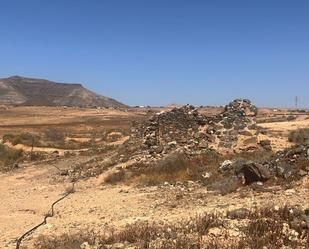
1 101 309 248
1 158 308 248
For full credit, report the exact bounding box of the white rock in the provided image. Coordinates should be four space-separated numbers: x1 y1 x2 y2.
285 189 296 196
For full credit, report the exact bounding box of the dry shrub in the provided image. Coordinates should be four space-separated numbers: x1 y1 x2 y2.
288 128 309 144
146 153 189 174
104 149 272 189
3 132 38 146
34 232 97 249
133 153 192 185
239 206 309 248
190 213 223 235
0 144 23 171
104 153 191 185
116 222 158 243
33 206 309 249
34 213 222 249
44 128 65 145
30 151 46 161
135 150 224 186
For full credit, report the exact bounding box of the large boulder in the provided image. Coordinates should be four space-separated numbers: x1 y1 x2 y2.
235 160 271 184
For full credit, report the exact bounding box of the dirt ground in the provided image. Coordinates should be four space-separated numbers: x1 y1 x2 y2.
1 106 309 248
1 157 309 248
0 106 146 137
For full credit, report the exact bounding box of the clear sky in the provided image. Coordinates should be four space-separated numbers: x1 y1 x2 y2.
0 0 308 107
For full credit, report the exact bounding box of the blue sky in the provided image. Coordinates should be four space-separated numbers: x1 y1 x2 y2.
0 0 308 107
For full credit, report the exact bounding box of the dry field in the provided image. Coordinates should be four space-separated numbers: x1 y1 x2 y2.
1 105 309 249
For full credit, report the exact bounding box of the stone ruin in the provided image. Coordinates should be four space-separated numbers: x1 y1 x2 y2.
128 99 265 160
124 98 309 186
205 98 258 151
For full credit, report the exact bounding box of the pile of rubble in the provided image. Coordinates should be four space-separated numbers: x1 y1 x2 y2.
268 144 309 179
141 105 207 154
219 144 309 185
128 99 264 161
205 99 258 150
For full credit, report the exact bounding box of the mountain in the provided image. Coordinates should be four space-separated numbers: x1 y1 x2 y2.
0 76 126 108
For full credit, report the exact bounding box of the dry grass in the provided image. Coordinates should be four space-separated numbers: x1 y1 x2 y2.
3 130 98 150
0 144 23 171
3 132 38 146
135 153 191 185
44 128 65 145
33 205 309 249
104 152 198 186
104 150 274 192
288 128 309 144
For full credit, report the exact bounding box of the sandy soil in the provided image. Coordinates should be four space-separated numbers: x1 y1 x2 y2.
0 106 145 137
1 158 308 249
258 118 309 151
1 106 309 248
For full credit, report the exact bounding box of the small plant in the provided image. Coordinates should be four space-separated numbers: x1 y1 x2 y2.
133 153 191 185
3 132 38 146
33 206 309 249
288 128 309 144
44 128 65 145
0 144 23 171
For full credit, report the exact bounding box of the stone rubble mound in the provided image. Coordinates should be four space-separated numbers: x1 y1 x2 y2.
129 99 262 161
224 98 258 117
142 105 206 151
267 144 309 179
219 144 309 185
205 99 258 150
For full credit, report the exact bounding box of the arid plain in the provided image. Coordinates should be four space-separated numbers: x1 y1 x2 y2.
1 103 309 249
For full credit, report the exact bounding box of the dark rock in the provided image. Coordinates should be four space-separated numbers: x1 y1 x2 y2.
259 139 272 151
235 161 271 184
268 144 309 179
60 170 69 176
198 140 208 148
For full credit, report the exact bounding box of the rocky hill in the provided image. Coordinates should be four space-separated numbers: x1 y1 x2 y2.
0 76 126 108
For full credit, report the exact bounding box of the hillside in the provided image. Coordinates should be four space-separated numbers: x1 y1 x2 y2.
0 76 126 108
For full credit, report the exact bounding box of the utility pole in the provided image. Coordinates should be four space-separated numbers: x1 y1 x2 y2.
295 96 298 110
